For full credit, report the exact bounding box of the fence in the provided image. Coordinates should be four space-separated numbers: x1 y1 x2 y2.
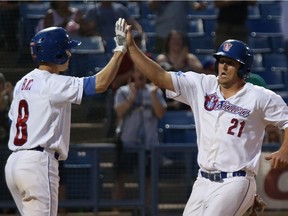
0 143 287 216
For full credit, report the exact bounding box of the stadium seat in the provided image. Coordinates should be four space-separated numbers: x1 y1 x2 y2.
64 149 93 199
270 35 285 53
248 19 282 37
188 35 215 54
187 18 205 37
18 2 51 51
158 110 196 144
263 53 288 72
259 2 281 20
253 70 286 91
71 36 106 55
187 2 218 20
127 1 141 19
68 35 109 77
260 53 288 90
145 34 156 53
69 53 111 77
251 53 265 72
138 1 156 20
19 2 50 19
248 35 271 53
203 19 217 37
248 4 261 20
138 18 156 35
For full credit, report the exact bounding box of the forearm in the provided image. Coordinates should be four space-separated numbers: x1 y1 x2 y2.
95 51 124 93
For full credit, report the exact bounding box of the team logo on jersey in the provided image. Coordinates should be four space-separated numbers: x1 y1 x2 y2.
204 92 251 117
223 42 232 51
204 93 219 111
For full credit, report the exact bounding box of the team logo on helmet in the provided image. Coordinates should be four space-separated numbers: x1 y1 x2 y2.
223 42 232 51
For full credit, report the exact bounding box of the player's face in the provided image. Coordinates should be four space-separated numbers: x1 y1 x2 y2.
217 57 242 88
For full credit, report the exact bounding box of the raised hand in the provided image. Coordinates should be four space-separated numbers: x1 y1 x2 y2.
114 18 127 53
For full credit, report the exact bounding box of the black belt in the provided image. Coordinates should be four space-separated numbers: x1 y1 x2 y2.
30 146 60 160
200 170 246 182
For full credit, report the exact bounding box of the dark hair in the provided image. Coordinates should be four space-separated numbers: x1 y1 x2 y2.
164 30 189 54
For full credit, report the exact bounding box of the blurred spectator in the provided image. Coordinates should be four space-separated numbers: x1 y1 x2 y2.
106 31 152 136
201 55 216 74
0 1 20 52
81 1 144 52
148 1 207 54
155 30 204 73
0 73 13 145
113 66 166 210
156 30 213 110
35 1 84 37
214 0 256 49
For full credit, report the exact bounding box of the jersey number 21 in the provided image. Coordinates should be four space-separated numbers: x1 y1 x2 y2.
227 118 245 137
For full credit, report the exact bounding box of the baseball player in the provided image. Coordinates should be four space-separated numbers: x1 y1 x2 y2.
124 21 288 216
5 18 127 216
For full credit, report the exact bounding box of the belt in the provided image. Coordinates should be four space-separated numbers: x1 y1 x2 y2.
200 170 246 182
30 146 60 160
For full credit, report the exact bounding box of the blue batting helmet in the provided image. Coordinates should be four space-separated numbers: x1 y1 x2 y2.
213 39 253 78
30 27 81 65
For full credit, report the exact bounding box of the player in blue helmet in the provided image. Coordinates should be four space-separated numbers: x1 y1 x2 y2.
123 17 288 216
213 39 253 79
30 26 81 65
5 19 127 216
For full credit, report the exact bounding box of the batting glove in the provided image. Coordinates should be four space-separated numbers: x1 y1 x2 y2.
114 18 127 53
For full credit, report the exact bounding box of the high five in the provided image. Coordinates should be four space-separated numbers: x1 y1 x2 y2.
124 19 288 216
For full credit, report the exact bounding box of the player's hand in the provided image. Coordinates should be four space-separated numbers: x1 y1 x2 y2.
114 18 127 53
245 194 267 216
265 150 288 169
126 25 134 48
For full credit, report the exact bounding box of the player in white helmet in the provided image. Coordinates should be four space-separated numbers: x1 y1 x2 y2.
124 20 288 216
5 18 127 216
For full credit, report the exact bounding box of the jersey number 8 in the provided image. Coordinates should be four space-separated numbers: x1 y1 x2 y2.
14 99 29 146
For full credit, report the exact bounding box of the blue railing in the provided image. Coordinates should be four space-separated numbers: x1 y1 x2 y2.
0 143 286 216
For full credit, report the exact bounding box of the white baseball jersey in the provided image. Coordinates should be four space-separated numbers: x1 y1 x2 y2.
8 69 84 160
166 71 288 174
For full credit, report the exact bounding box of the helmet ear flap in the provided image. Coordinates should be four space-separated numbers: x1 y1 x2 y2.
238 66 250 79
55 51 68 64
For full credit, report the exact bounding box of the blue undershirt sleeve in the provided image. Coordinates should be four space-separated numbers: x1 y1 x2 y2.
83 76 96 97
